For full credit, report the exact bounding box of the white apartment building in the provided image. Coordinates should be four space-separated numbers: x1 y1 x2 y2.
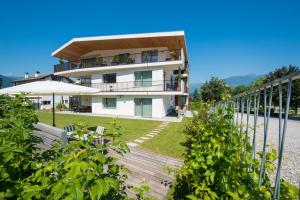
52 31 189 118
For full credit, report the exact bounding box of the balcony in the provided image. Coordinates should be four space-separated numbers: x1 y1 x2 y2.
90 80 182 93
54 49 182 73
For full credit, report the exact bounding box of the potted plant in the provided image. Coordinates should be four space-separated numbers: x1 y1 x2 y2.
175 75 181 91
169 51 177 60
59 59 65 64
96 55 103 65
111 55 120 65
127 57 135 64
56 102 67 111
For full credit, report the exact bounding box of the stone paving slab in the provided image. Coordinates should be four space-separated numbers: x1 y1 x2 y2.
134 139 144 143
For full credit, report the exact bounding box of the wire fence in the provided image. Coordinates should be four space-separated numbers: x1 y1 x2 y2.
213 71 300 199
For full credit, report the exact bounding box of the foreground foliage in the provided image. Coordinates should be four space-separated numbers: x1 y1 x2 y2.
171 103 299 199
0 94 41 198
0 94 153 199
21 123 129 199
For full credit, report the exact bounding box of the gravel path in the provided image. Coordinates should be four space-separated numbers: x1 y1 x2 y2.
237 113 300 187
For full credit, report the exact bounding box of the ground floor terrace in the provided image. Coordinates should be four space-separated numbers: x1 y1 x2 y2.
69 94 189 119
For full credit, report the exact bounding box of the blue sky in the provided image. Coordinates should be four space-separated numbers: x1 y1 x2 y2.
0 0 299 83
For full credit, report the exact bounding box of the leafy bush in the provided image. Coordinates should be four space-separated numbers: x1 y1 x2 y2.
56 102 67 110
0 94 149 200
0 94 41 198
21 123 129 199
171 102 298 200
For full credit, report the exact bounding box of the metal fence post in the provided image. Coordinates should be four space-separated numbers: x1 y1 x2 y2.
274 80 292 199
240 97 245 134
259 85 273 186
245 94 252 151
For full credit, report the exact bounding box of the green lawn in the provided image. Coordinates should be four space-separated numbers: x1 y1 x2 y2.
37 111 161 143
37 111 189 159
140 118 189 159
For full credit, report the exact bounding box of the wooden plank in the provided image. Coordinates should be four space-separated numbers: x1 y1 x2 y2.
114 147 182 200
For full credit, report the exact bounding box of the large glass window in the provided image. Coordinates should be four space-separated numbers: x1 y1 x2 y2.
141 50 158 63
134 71 152 87
103 98 116 109
103 73 116 83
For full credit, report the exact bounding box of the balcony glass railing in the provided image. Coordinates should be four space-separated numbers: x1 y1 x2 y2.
54 49 182 73
90 80 181 92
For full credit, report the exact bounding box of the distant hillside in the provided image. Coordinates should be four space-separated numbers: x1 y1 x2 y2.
190 74 263 94
0 75 20 88
223 74 263 87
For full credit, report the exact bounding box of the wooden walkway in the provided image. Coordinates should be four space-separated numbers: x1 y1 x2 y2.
33 123 183 199
117 146 183 199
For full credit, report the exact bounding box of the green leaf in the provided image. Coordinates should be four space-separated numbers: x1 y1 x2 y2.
186 195 198 200
90 179 104 199
70 182 84 200
51 182 66 200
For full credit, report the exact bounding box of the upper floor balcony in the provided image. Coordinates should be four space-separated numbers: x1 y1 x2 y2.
90 80 188 93
54 49 182 73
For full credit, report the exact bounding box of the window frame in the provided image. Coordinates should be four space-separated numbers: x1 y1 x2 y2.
141 50 158 63
103 73 116 83
103 98 117 109
134 71 152 87
42 100 51 105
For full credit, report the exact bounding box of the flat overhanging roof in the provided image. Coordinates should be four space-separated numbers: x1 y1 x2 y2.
52 31 188 61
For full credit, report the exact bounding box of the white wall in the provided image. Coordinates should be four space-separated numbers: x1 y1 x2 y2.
92 95 172 118
36 95 70 110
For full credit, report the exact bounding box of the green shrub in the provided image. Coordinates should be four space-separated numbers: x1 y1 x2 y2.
171 102 298 200
21 122 129 199
0 94 41 198
0 94 140 199
56 102 67 110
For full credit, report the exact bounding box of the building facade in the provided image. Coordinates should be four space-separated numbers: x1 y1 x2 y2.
52 31 189 118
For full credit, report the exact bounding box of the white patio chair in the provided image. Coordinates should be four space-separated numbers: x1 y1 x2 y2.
93 126 105 144
64 125 76 137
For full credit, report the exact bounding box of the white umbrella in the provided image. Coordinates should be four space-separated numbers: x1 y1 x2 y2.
0 80 99 126
0 80 98 95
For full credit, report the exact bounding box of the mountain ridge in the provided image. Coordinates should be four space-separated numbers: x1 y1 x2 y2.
0 75 21 88
190 74 263 92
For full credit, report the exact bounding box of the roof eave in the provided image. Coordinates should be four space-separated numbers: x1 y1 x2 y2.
51 31 186 59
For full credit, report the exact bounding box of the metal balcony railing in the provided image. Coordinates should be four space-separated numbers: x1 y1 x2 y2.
54 49 182 73
90 80 181 92
54 62 79 73
212 71 300 199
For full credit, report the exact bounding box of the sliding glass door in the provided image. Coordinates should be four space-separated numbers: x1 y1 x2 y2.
134 71 152 87
134 98 152 118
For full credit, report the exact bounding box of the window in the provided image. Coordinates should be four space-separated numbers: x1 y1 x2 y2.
134 71 152 87
64 100 69 104
103 73 116 83
142 50 158 63
42 101 51 105
103 98 116 109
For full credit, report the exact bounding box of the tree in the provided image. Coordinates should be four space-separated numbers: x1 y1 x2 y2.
232 85 249 95
191 89 200 102
199 77 232 102
250 76 265 88
263 65 300 114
